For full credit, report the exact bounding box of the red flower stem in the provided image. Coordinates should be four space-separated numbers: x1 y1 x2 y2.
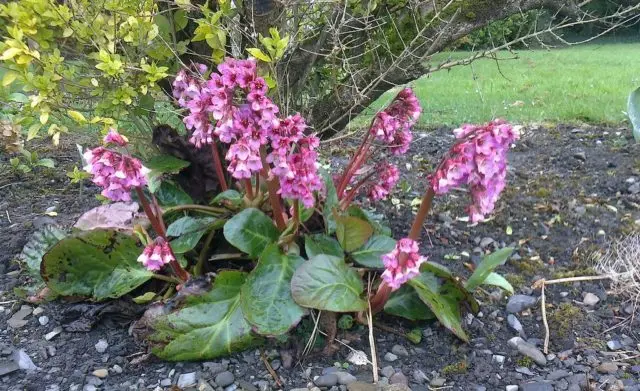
254 173 260 194
244 179 254 200
338 143 373 198
368 186 436 315
293 200 300 232
135 187 189 282
210 142 228 191
339 170 378 210
338 122 375 196
259 147 287 231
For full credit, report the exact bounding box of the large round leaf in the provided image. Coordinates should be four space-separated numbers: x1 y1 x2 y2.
291 255 367 312
336 215 373 252
305 234 344 259
351 235 396 268
20 225 67 277
148 271 258 361
384 284 434 321
240 244 307 335
223 208 279 258
408 272 468 341
41 229 153 301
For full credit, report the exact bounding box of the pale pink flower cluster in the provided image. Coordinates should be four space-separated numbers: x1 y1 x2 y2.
137 237 175 271
368 162 400 201
371 88 421 155
103 129 129 147
381 238 427 290
83 133 149 202
173 59 324 207
429 119 519 222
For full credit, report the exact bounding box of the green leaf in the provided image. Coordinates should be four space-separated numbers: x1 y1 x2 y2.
148 271 259 361
347 206 392 236
223 208 279 258
629 86 640 142
145 155 190 174
171 231 206 254
304 234 344 258
465 247 513 291
483 272 514 294
41 229 153 301
420 261 454 279
20 225 67 277
336 215 373 252
246 48 271 62
167 216 217 236
67 110 87 123
37 158 55 168
351 235 395 268
291 255 367 312
133 292 157 304
154 14 172 40
155 181 193 206
409 272 469 341
8 93 29 103
211 190 243 207
174 10 189 31
384 284 434 321
319 169 338 234
240 244 306 335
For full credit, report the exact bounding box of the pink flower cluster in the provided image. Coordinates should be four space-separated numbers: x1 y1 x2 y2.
429 119 519 222
103 129 128 147
83 131 149 202
137 237 175 271
368 162 400 201
381 238 427 290
173 58 325 207
371 88 421 155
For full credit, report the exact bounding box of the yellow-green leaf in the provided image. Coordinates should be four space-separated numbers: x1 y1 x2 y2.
27 124 42 141
2 72 18 86
0 47 22 60
40 112 49 125
67 110 87 123
246 48 271 63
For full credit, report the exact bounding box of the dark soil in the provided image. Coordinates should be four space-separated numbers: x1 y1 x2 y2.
1 124 639 391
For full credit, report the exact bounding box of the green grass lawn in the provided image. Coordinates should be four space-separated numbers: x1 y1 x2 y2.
360 43 640 128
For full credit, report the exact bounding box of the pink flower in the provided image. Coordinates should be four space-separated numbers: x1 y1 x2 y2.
83 147 149 202
381 238 427 291
429 120 519 222
277 136 324 208
226 139 262 179
370 88 421 155
103 129 128 147
368 163 400 201
137 237 175 271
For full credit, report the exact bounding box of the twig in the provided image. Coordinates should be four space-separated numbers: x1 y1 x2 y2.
541 283 550 354
5 210 11 224
0 182 17 191
260 350 283 388
532 275 612 288
367 276 379 384
0 300 17 305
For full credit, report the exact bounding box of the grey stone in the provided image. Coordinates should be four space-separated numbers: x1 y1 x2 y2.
94 339 108 353
203 361 228 376
546 369 570 381
515 367 534 376
596 362 618 374
629 182 640 194
388 372 408 385
347 382 376 391
412 369 429 384
607 340 623 350
573 151 586 161
82 386 97 391
314 374 338 387
225 384 238 391
383 352 398 362
506 295 538 313
199 379 216 391
582 292 599 306
215 371 236 387
505 386 518 391
430 378 446 387
0 360 20 376
237 379 258 391
323 367 339 375
38 316 49 326
507 314 526 338
492 355 506 365
255 380 270 391
112 364 122 374
390 345 409 357
177 372 197 388
8 306 33 328
335 372 356 385
381 366 395 378
520 383 553 391
280 350 293 369
508 337 547 366
480 237 495 248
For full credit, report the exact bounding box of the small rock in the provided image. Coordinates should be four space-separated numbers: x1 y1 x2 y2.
596 362 618 374
46 346 56 357
83 386 97 391
390 345 409 357
389 372 408 385
582 292 600 306
203 361 228 376
492 355 506 365
508 337 546 366
383 352 398 362
94 339 108 353
0 360 20 376
573 151 586 161
44 327 62 341
430 378 446 387
215 371 235 387
546 369 570 381
8 306 33 328
334 372 356 385
607 340 623 351
270 359 281 371
480 237 495 248
280 350 293 369
255 380 270 391
515 367 534 376
506 295 538 313
236 379 257 391
629 182 640 194
314 374 338 387
178 372 198 388
381 366 395 378
92 369 108 378
346 382 377 391
32 307 45 316
38 316 49 326
520 383 553 391
506 386 518 391
346 350 368 366
507 314 526 338
160 379 172 387
412 369 429 384
199 379 216 391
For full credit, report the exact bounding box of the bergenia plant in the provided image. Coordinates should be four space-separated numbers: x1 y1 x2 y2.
25 57 520 361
